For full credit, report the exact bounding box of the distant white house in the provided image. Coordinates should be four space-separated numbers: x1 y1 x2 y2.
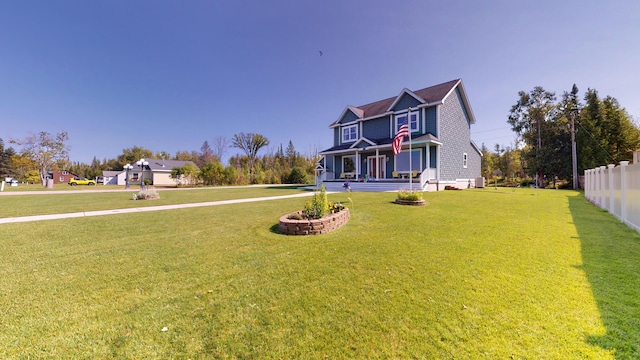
104 159 199 187
101 171 122 185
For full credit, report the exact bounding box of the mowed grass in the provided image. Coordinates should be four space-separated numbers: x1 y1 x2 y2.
0 185 308 218
1 188 639 358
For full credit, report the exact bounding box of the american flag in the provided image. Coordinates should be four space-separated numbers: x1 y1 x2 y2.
392 124 409 155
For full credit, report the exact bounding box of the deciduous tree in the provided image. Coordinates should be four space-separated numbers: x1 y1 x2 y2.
508 87 556 185
10 131 70 186
232 133 269 183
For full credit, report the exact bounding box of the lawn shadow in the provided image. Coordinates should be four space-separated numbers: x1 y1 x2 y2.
265 185 313 191
269 223 283 235
568 195 640 358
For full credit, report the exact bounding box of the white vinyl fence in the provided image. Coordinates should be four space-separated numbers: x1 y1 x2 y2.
584 161 640 232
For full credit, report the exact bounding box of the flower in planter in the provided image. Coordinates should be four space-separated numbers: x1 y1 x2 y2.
342 181 353 209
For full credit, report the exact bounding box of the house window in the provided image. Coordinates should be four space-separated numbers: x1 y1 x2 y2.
342 155 356 174
59 176 64 182
342 125 358 143
395 149 421 172
395 111 418 133
62 171 68 175
463 152 468 168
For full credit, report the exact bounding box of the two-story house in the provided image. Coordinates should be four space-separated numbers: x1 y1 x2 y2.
318 79 482 191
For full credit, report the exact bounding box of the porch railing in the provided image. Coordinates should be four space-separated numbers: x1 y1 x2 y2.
420 168 429 190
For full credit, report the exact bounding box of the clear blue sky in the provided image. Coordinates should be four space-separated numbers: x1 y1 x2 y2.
2 1 639 164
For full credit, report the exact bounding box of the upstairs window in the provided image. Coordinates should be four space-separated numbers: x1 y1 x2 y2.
463 152 468 168
342 125 358 143
395 111 419 134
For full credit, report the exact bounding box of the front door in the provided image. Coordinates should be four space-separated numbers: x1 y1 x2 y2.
367 156 386 179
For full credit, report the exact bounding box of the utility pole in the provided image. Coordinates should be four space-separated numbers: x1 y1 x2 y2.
571 109 578 190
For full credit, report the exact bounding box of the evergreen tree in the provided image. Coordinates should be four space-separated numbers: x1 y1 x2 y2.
285 140 296 167
0 138 17 178
577 89 608 171
601 96 640 163
199 141 216 167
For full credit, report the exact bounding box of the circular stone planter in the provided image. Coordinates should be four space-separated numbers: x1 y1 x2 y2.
278 208 350 235
394 199 426 206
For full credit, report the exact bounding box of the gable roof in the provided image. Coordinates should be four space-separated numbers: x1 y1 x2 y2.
146 159 199 171
330 79 476 127
356 79 461 119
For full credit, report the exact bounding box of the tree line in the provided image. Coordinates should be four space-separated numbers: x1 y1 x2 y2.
483 84 640 188
0 132 320 186
5 84 637 189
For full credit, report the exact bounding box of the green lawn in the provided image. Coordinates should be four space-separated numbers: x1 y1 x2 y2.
1 188 638 358
0 185 308 218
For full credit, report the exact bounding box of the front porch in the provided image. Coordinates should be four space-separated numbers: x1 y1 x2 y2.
318 178 432 192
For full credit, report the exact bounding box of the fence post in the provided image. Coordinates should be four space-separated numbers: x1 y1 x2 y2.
587 169 596 204
584 169 589 200
620 161 629 224
591 167 600 207
607 164 615 213
599 166 607 208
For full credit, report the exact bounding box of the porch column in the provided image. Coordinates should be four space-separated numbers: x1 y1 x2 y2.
356 150 360 180
436 145 441 183
426 145 431 180
375 149 380 180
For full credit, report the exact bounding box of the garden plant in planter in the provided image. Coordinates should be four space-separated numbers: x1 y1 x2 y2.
278 185 350 235
394 189 426 206
133 187 160 200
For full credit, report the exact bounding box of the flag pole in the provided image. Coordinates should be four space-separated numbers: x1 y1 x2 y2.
408 107 413 192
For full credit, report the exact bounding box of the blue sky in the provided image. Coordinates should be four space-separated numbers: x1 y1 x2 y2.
2 1 639 164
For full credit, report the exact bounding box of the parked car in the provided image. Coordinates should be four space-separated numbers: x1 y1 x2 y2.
68 177 96 186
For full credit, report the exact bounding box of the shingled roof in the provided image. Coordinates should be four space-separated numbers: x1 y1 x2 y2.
350 79 461 120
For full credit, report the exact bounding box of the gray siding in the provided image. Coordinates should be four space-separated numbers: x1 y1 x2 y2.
340 111 360 124
363 116 390 139
391 93 422 111
425 107 437 136
430 145 437 168
333 128 340 146
438 88 480 181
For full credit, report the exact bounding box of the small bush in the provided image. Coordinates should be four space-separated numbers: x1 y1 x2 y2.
303 185 330 219
286 167 309 184
287 212 304 220
135 188 160 200
397 190 424 201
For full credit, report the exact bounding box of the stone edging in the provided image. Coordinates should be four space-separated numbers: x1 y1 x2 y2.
394 199 426 206
278 208 350 235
